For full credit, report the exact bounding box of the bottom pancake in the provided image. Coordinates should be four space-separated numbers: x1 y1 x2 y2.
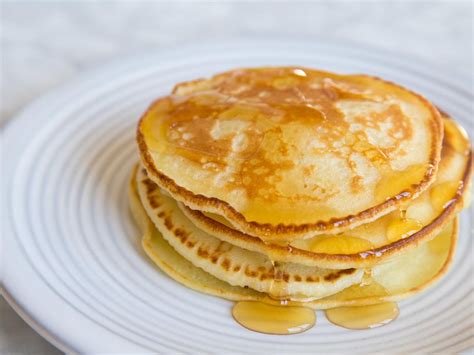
136 166 364 300
129 165 458 309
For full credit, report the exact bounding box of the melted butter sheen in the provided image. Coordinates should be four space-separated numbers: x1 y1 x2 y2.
386 217 423 242
232 301 316 335
325 302 399 330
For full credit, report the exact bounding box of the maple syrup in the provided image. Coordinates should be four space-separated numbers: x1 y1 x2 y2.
375 164 429 203
428 223 452 254
137 69 465 338
267 260 290 299
430 181 461 211
386 217 422 242
444 119 469 154
327 274 389 301
325 302 399 330
141 67 437 228
232 301 315 335
308 235 374 254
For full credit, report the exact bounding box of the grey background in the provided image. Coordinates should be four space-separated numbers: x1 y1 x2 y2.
1 1 472 353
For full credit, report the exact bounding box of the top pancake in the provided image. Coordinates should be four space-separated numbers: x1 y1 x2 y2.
138 67 443 240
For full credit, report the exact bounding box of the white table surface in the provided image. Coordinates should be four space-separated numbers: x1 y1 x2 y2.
1 1 472 353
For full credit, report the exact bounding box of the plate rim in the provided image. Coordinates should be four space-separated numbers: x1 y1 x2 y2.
2 37 472 353
1 288 74 354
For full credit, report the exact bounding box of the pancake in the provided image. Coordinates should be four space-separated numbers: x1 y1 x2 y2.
129 166 458 309
135 166 364 300
138 67 443 241
177 115 471 268
128 165 261 301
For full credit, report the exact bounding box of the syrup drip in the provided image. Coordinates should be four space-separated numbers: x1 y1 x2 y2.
399 207 407 219
325 302 399 330
259 236 291 300
268 260 289 299
232 301 315 335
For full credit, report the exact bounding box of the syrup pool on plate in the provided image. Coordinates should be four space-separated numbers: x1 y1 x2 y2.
232 301 316 335
231 272 400 334
231 301 399 334
325 302 399 330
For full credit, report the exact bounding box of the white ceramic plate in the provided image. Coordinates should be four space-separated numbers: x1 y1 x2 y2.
2 39 473 353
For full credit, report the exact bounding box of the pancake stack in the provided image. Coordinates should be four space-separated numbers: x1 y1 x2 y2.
130 67 472 310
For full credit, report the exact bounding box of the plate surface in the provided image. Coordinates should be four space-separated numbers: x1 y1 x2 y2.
2 39 473 353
